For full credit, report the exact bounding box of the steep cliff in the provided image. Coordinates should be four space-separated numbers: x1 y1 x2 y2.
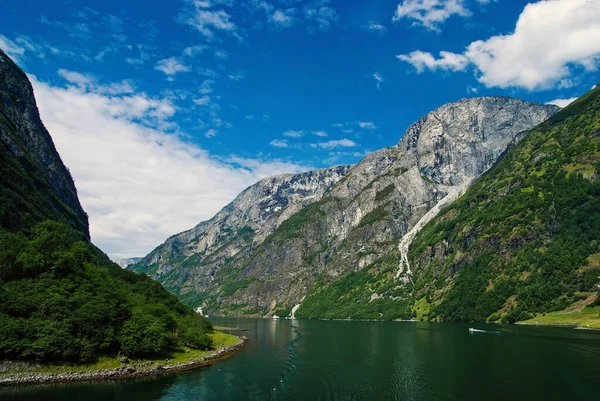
0 49 89 237
406 85 600 323
134 96 558 318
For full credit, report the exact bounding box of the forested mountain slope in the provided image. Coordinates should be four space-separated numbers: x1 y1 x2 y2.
0 49 214 363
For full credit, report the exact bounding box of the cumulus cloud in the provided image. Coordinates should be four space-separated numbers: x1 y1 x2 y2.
283 129 304 138
250 0 340 32
364 21 387 34
180 5 240 41
392 0 471 31
358 121 377 130
546 97 577 108
397 0 600 90
183 44 208 57
331 121 378 135
311 138 357 149
269 9 297 28
155 57 191 76
30 75 309 259
270 139 289 148
304 1 340 32
397 50 469 73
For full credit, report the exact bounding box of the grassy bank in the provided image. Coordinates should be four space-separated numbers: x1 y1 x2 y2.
1 332 240 376
519 306 600 330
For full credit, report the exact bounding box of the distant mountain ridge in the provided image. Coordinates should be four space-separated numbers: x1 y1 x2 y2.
114 257 142 269
131 96 558 318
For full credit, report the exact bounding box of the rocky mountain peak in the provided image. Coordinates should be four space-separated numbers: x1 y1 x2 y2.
397 96 560 186
130 95 559 317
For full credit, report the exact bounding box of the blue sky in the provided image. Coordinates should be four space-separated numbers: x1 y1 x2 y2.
1 0 598 258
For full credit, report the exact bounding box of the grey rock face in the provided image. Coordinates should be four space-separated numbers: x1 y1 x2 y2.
133 96 558 316
0 49 89 237
114 257 142 269
131 166 351 287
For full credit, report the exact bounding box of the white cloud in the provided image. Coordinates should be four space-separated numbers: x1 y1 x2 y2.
304 2 340 31
397 50 469 73
183 44 208 57
332 121 378 134
283 129 304 138
546 97 577 108
0 35 26 63
194 95 212 106
358 121 377 130
398 0 600 90
373 72 385 91
252 0 340 32
182 8 239 41
392 0 471 31
194 0 235 7
269 9 297 28
313 130 328 137
214 49 229 59
364 20 387 34
205 128 217 138
270 139 289 148
30 75 310 259
200 79 216 94
155 57 191 76
228 71 246 81
312 138 357 149
246 114 256 120
58 69 135 95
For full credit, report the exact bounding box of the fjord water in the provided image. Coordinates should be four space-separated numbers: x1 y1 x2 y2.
3 318 600 401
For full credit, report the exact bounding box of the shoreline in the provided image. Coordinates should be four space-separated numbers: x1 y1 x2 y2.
516 321 600 331
0 336 248 388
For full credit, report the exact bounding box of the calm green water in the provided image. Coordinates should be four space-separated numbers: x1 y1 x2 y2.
2 318 600 401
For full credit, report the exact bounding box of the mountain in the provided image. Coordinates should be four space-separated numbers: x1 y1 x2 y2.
0 50 88 237
131 166 351 306
404 85 600 323
132 96 558 318
0 49 213 363
114 257 142 269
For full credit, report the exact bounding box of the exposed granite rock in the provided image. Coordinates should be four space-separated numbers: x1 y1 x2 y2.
114 257 142 269
131 166 350 293
132 96 558 317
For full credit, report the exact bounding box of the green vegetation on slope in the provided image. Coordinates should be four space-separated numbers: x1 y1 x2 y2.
0 221 214 363
407 85 600 324
0 51 216 365
296 254 413 320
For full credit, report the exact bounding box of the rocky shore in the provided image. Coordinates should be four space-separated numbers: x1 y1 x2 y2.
0 336 248 387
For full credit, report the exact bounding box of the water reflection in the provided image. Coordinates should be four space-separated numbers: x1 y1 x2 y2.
3 318 600 401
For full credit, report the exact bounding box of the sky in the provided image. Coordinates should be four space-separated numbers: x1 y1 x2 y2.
0 0 599 259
